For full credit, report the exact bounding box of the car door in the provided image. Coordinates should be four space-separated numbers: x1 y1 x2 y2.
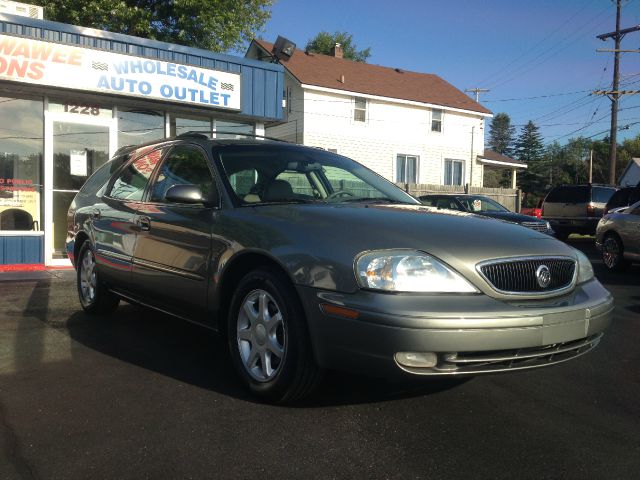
93 146 165 291
131 144 219 317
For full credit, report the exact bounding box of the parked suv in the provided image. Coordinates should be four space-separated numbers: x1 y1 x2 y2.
542 184 617 240
66 134 612 402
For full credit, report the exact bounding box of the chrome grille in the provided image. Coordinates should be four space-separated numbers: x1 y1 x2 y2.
521 221 547 232
478 257 576 294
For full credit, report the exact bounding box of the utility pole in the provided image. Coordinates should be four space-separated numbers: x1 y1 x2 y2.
465 88 490 103
596 1 640 185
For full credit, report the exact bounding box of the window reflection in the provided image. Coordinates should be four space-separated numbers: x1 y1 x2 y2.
0 96 43 231
170 114 212 137
118 109 165 147
215 120 253 139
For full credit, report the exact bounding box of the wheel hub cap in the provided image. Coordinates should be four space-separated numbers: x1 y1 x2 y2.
236 289 286 382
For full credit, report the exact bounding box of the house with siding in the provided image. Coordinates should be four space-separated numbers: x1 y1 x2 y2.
247 39 517 187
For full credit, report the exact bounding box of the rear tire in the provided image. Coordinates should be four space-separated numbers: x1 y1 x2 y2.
227 268 322 403
76 241 120 314
602 234 629 272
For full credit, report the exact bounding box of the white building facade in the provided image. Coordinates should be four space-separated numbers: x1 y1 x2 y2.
248 40 492 187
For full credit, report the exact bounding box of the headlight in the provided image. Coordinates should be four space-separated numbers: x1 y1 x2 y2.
355 250 478 293
575 249 594 284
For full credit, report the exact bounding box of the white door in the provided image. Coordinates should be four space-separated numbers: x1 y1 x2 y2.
44 109 115 266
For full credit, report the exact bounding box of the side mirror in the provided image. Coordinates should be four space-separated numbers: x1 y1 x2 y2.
165 184 219 206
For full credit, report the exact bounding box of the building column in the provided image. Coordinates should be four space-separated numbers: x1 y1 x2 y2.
511 169 517 189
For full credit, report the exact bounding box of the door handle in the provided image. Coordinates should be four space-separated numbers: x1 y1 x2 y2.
137 216 151 231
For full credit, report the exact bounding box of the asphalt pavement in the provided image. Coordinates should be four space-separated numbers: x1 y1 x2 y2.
0 239 638 479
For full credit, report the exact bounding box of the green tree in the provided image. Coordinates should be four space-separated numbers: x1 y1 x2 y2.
488 112 515 157
305 31 371 62
515 121 546 197
34 0 273 52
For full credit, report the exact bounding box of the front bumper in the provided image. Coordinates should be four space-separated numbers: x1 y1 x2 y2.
297 278 613 379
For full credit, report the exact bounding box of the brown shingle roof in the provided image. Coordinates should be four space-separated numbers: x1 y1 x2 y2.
252 40 491 115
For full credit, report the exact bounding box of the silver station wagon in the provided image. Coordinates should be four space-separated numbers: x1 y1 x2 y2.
67 135 614 402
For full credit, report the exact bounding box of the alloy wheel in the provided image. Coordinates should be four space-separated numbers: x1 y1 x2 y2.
236 289 286 382
602 236 620 269
80 249 97 306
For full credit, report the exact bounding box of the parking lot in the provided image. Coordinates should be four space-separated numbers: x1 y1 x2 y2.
0 238 638 479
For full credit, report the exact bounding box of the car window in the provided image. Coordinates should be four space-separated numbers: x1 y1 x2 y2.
592 186 616 204
629 186 640 205
322 166 386 199
228 169 258 198
78 155 128 197
218 145 418 205
436 198 460 210
544 186 589 203
275 171 316 197
149 145 214 203
457 196 507 212
108 148 163 201
606 188 631 209
419 196 437 207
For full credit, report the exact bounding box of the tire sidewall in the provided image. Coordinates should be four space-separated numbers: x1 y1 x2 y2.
227 268 305 401
603 234 624 271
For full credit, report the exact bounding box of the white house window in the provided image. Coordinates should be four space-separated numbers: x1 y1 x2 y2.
431 109 443 132
354 97 367 122
396 154 419 183
444 159 464 185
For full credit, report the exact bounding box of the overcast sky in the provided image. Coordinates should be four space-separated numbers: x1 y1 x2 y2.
258 0 640 145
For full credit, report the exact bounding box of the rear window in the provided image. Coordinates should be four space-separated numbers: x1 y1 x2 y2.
544 186 589 203
592 186 616 204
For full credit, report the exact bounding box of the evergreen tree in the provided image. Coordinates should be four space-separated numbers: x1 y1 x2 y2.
488 113 515 156
516 121 546 196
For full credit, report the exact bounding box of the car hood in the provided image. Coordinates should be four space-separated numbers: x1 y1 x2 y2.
223 203 578 296
476 211 546 224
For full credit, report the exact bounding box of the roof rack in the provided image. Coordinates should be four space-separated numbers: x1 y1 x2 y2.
176 130 290 143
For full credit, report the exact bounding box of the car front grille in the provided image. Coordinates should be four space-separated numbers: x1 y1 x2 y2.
478 257 576 294
521 221 547 232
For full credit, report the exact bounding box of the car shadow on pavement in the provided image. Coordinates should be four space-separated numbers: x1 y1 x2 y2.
63 303 467 406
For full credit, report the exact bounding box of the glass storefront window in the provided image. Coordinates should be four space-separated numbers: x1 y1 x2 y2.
215 120 254 139
118 109 165 147
170 114 212 137
0 96 43 231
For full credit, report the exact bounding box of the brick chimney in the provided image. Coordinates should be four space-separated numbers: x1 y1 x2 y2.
330 43 343 59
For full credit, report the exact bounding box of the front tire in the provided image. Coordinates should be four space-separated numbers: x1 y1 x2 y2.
227 268 322 402
602 234 628 272
77 241 120 314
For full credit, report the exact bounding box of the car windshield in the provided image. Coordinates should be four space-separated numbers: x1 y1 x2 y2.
217 144 419 206
456 196 509 213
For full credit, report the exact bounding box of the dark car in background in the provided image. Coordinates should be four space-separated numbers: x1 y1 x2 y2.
596 199 640 271
604 184 640 215
542 184 617 240
419 194 554 235
66 135 613 402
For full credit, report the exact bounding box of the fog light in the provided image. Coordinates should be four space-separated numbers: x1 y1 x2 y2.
395 352 438 368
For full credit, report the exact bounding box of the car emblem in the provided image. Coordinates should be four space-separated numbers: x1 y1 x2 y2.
536 265 551 288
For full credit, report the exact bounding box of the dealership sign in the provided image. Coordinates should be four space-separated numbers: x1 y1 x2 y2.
0 34 241 110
